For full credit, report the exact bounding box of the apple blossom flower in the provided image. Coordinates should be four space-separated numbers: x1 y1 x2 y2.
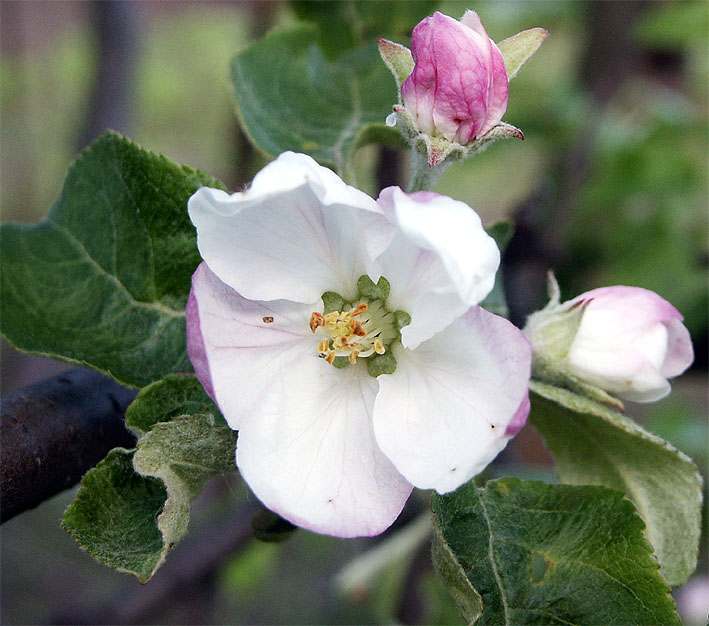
186 152 531 537
401 10 509 145
524 282 694 403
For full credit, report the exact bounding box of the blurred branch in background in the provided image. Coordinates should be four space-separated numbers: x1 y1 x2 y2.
79 0 141 148
0 368 137 524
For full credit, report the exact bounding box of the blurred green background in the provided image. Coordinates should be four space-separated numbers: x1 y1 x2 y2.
1 1 706 624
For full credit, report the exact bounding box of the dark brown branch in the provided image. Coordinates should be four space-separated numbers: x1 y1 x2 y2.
1 368 137 523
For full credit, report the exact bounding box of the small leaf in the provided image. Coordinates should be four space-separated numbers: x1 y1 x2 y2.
432 478 680 625
497 27 549 80
529 381 703 587
63 415 237 582
231 25 398 179
132 414 238 576
62 448 167 583
125 374 224 437
1 131 226 388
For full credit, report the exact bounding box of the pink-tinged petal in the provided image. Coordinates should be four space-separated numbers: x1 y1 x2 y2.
661 318 693 377
505 394 531 437
186 262 315 430
188 152 388 304
479 39 509 136
373 307 531 493
561 286 693 402
401 16 437 136
376 187 499 348
430 11 489 143
236 359 413 538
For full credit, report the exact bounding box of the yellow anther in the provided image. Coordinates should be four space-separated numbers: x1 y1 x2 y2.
323 312 340 329
317 338 331 355
348 350 360 364
310 312 325 333
325 351 336 365
373 339 386 355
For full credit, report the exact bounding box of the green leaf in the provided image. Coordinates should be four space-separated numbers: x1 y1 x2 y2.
529 381 703 587
62 448 167 582
1 131 226 388
132 414 237 575
231 25 401 180
63 414 237 582
432 478 680 625
497 27 549 81
479 221 512 318
125 373 224 437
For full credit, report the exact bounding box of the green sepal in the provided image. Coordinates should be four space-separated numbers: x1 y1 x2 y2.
322 291 346 314
367 351 397 377
357 275 390 301
393 310 411 331
376 38 414 93
497 27 549 80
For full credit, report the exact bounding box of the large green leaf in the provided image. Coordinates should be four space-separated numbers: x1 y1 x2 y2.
231 25 403 180
63 414 237 582
125 373 224 437
432 478 680 625
1 131 225 388
529 381 703 587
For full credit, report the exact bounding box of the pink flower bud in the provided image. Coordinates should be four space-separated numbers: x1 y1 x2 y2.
401 11 509 145
526 285 694 403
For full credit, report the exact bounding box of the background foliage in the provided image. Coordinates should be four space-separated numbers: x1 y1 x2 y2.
1 1 706 624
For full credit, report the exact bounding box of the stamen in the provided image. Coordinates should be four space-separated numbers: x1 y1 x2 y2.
351 302 368 317
310 297 400 368
310 312 324 333
317 338 331 355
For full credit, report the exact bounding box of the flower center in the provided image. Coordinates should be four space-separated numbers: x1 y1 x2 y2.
310 300 398 365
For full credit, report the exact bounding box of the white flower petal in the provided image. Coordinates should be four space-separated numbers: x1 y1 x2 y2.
376 187 500 347
236 358 413 537
187 262 315 430
373 307 531 493
189 152 389 303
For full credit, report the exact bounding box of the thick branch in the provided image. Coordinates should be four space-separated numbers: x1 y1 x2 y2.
1 368 137 523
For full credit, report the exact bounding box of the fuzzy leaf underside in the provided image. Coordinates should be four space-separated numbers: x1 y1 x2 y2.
63 413 237 582
432 478 680 625
1 131 226 388
529 380 703 587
